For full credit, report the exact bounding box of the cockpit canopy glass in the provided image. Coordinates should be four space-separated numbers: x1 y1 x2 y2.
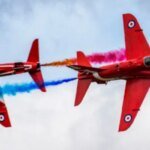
144 56 150 67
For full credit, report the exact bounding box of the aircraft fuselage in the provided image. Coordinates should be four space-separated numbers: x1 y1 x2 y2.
79 56 150 83
0 62 40 76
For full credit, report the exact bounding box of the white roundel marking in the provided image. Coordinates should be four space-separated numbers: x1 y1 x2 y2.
128 20 135 28
124 114 132 123
0 114 5 122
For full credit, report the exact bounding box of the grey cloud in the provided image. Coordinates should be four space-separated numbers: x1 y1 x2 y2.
0 0 150 150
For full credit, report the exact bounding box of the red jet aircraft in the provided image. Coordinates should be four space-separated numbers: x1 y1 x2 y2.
0 39 46 127
68 14 150 131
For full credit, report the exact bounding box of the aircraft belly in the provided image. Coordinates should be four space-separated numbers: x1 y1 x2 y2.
93 72 118 81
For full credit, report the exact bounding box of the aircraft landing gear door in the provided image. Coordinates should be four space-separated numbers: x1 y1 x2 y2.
144 56 150 67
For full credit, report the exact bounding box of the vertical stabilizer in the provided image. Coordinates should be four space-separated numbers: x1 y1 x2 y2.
74 51 92 106
27 39 39 62
27 39 46 92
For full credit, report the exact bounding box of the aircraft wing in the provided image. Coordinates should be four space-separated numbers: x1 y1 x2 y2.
0 88 11 127
123 14 150 59
119 79 150 131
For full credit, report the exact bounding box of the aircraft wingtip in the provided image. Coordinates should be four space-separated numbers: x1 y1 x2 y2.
118 124 131 132
41 88 46 92
74 101 80 107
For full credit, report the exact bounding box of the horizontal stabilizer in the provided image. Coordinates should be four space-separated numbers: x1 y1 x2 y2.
74 51 93 106
75 78 92 106
29 70 46 92
27 39 46 92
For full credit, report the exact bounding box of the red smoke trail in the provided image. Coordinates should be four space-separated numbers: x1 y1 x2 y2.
87 48 126 64
41 48 126 67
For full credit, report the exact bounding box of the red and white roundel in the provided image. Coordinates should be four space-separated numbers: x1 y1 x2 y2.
124 114 132 123
128 20 135 28
0 114 5 122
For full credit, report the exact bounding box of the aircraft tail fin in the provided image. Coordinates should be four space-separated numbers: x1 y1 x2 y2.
29 71 46 92
77 51 91 67
27 39 39 62
74 51 92 106
74 78 92 106
27 39 46 92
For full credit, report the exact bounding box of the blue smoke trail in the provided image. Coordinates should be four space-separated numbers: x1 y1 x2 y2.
1 77 77 96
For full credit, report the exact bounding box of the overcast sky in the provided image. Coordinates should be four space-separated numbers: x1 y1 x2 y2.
0 0 150 150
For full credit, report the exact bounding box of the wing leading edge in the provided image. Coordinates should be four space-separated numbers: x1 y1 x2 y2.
119 79 150 131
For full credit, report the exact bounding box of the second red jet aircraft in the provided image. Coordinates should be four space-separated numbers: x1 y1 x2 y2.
68 14 150 131
0 39 46 127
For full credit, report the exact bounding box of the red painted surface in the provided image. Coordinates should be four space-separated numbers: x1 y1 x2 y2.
0 39 46 127
68 14 150 131
0 101 11 127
